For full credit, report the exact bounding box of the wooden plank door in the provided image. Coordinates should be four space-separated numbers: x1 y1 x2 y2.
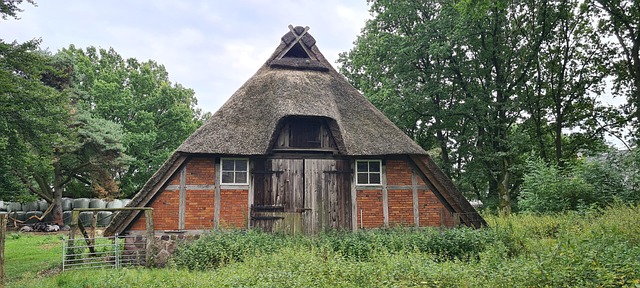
304 159 352 234
252 159 304 233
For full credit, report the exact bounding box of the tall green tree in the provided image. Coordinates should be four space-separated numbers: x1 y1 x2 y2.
58 46 206 196
0 40 68 202
2 1 131 224
1 44 130 224
340 0 619 212
523 0 616 166
590 0 640 141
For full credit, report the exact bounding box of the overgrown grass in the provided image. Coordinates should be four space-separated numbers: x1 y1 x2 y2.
8 204 640 287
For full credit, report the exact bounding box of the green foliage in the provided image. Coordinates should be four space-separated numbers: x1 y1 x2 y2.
590 0 640 140
519 159 594 212
340 0 623 212
11 205 640 287
0 0 35 20
171 227 514 271
58 46 205 196
519 151 640 212
0 39 69 201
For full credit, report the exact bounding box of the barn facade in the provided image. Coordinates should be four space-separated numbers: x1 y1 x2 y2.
105 26 485 237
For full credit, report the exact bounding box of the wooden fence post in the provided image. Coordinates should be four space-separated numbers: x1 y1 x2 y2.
144 209 154 267
1 213 8 287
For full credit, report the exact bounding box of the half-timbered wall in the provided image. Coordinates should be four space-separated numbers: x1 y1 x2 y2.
128 157 456 233
354 159 456 229
129 157 248 232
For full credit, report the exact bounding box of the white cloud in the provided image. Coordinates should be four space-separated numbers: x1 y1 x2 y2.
4 0 370 113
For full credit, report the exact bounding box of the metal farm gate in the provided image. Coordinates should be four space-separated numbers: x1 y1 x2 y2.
62 235 147 270
63 207 154 270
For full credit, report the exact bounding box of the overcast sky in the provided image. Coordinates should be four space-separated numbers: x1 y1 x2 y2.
4 0 371 114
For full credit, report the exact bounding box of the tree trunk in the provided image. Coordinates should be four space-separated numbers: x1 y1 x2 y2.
51 154 64 226
497 158 511 215
50 190 63 226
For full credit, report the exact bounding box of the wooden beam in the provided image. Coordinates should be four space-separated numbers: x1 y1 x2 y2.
112 155 187 235
1 213 7 287
382 164 389 228
178 166 186 230
409 155 486 228
73 207 154 212
144 209 154 267
351 161 358 231
248 160 254 229
412 170 420 227
214 159 221 229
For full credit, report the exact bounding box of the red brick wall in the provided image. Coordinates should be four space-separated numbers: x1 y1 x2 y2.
184 158 215 230
386 159 413 186
130 189 179 231
185 158 214 185
356 190 384 228
388 189 414 226
185 189 215 230
417 189 455 227
219 189 248 228
130 157 217 231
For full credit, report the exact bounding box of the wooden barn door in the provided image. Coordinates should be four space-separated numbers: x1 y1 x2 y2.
252 158 352 234
251 159 304 233
304 159 352 234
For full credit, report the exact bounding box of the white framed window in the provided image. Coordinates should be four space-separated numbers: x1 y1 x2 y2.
356 160 382 185
220 158 249 185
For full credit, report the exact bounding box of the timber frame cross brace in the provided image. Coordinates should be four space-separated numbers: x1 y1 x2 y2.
277 25 312 59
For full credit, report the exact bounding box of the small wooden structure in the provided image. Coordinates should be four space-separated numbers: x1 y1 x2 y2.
105 25 486 238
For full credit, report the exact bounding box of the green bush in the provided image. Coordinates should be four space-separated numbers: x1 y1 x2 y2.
171 227 514 270
170 229 293 270
518 154 639 213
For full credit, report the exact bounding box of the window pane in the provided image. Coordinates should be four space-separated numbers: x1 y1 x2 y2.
356 162 368 172
236 172 247 184
357 173 368 184
369 173 380 184
369 161 380 172
222 160 234 171
235 160 248 171
221 172 234 183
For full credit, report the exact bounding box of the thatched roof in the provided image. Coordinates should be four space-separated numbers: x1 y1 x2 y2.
177 26 427 156
104 26 484 236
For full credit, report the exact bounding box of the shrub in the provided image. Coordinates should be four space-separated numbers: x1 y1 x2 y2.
518 153 639 213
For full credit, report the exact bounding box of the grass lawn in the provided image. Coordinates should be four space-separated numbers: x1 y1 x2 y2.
4 232 63 286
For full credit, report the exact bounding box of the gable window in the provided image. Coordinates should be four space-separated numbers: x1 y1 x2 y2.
221 159 249 185
356 160 382 185
289 119 321 148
